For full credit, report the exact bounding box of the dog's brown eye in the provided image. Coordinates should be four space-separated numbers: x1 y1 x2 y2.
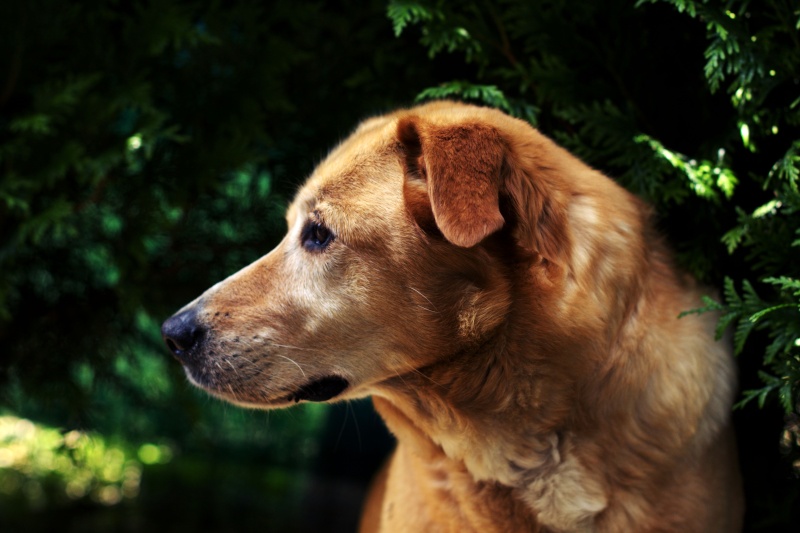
301 222 334 252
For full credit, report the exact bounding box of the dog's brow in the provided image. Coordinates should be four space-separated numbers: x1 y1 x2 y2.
287 193 321 226
309 209 324 224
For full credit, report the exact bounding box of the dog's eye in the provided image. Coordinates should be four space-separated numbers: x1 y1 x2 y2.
301 221 334 252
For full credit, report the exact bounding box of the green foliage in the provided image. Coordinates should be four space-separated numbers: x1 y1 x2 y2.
727 277 799 413
683 276 800 414
388 0 483 61
635 134 737 202
649 0 800 415
388 0 441 37
0 414 146 510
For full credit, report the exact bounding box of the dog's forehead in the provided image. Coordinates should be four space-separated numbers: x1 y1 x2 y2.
290 114 403 221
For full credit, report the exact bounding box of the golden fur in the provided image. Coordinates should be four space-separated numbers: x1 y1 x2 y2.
163 101 743 532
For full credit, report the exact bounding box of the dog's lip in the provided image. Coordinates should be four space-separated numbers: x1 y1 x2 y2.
281 375 350 404
185 368 350 407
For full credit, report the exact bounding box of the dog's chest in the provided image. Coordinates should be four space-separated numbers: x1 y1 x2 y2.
433 426 560 486
432 426 607 532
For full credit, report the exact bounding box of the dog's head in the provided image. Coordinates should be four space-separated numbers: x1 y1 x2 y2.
161 101 575 408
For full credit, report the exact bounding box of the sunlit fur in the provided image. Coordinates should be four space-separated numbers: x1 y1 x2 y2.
172 101 743 532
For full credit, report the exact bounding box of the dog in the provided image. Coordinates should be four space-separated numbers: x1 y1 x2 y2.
162 101 743 532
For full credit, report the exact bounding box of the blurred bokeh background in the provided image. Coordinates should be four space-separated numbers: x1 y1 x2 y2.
1 0 798 531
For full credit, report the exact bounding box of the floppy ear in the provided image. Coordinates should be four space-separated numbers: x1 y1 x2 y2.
398 116 506 248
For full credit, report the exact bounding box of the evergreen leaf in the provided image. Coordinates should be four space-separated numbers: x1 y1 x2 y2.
734 314 757 354
723 277 742 307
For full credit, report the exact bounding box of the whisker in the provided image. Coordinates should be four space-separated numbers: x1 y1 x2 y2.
348 401 362 452
274 354 307 378
267 342 324 353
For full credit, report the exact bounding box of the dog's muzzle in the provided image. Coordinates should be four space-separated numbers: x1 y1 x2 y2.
162 307 350 404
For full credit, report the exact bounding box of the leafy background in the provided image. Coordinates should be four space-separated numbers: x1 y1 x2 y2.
1 0 798 531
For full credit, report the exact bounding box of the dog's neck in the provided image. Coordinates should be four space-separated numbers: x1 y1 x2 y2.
373 335 609 532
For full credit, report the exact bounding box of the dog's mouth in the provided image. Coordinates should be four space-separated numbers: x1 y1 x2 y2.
283 376 350 403
189 370 351 406
180 347 351 406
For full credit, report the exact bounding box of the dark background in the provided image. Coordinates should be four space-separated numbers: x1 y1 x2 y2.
1 0 798 531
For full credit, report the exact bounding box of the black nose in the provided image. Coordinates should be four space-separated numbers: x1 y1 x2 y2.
161 308 205 362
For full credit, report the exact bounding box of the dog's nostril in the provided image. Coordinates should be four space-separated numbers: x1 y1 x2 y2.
161 308 205 361
165 338 181 354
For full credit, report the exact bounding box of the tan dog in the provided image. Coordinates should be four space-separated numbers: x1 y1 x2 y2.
162 101 743 532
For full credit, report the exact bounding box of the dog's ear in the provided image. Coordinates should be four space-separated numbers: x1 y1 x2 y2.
398 116 506 248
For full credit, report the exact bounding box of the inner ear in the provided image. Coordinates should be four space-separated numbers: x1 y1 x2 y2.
399 118 439 236
403 176 441 238
398 117 425 181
